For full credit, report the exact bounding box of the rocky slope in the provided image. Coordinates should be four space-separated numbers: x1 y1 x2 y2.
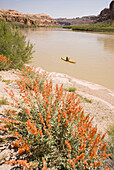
56 1 114 25
0 9 58 26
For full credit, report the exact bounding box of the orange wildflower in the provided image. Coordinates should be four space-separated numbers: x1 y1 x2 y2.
99 142 107 151
43 158 45 164
18 148 25 154
101 133 106 140
38 129 43 137
94 161 102 167
70 161 75 168
2 136 6 139
24 108 30 115
65 141 71 152
75 153 85 162
83 160 88 165
105 166 110 170
90 163 94 167
64 120 69 127
12 142 19 148
38 113 44 124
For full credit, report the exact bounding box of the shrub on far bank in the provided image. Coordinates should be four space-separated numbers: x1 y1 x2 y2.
0 20 34 69
0 66 111 169
63 24 114 32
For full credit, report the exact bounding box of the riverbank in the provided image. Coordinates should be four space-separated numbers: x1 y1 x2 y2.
49 70 114 135
6 20 114 32
63 25 114 32
0 67 114 169
0 66 114 135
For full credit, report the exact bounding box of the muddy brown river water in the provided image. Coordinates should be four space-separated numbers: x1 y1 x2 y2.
21 28 114 90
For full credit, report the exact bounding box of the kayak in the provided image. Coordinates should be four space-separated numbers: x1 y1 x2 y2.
61 57 76 64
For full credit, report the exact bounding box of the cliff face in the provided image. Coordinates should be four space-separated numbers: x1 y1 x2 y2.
96 0 114 22
110 0 114 10
56 16 97 26
56 1 114 25
0 9 58 26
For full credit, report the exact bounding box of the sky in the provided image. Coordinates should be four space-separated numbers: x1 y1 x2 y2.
0 0 112 18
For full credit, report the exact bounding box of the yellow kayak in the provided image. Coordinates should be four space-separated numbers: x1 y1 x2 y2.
61 57 76 64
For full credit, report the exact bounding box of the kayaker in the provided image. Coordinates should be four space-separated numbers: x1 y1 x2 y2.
66 56 69 61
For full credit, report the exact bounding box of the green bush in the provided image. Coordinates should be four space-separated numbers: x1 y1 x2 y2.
63 87 76 92
72 25 114 32
0 20 34 69
68 87 76 92
63 24 114 32
11 22 39 29
0 96 8 106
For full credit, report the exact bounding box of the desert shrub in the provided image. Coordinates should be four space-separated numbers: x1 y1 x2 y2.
0 20 33 69
0 66 111 169
11 22 39 29
19 66 48 93
0 96 8 106
83 97 92 103
68 87 76 92
63 87 76 92
63 25 114 32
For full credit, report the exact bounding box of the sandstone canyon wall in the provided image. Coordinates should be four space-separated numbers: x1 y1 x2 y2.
0 9 58 26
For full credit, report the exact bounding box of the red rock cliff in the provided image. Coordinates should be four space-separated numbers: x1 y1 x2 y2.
0 9 58 26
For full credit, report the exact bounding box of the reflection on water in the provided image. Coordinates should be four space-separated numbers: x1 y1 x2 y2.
97 35 114 54
21 28 114 90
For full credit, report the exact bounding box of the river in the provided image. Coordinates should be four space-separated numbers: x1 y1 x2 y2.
21 28 114 90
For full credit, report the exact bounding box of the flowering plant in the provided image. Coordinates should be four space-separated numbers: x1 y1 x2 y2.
0 66 111 169
0 54 12 70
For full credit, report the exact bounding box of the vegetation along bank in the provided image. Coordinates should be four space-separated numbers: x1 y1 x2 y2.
63 24 114 32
